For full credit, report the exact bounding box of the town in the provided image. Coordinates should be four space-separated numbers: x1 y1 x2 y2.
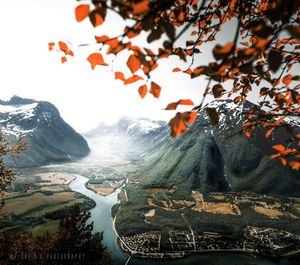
119 226 300 259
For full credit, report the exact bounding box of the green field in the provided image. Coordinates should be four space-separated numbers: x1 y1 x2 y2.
4 191 83 216
27 220 60 237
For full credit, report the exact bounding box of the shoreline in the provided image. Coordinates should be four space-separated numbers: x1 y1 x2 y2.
84 179 125 197
67 175 299 264
117 239 258 261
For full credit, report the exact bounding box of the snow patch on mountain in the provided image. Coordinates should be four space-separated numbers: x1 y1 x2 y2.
127 119 162 134
0 102 39 137
0 103 38 119
1 125 35 137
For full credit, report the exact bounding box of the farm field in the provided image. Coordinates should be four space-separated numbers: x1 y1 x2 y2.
1 172 94 237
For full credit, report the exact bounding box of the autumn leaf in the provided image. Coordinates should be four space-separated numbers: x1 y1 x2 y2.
213 42 234 60
61 56 67 64
234 96 241 104
282 74 293 86
244 130 251 138
172 67 181 72
169 112 197 137
115 72 125 81
149 82 161 98
75 4 90 22
95 35 110 43
280 157 287 166
138 85 148 99
89 8 106 27
212 84 225 98
127 55 140 74
87 53 108 69
58 41 68 52
131 0 150 15
165 99 194 110
124 75 143 85
191 67 204 78
265 127 275 138
58 41 74 56
176 99 194 106
272 144 285 152
115 72 143 85
289 161 300 170
48 42 55 51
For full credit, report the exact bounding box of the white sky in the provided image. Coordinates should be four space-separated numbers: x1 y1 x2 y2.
0 0 233 132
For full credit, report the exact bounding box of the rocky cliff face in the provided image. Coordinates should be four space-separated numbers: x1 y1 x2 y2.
0 96 90 167
139 99 300 196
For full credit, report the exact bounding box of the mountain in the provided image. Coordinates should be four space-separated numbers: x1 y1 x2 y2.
84 117 169 159
139 99 300 196
0 96 90 167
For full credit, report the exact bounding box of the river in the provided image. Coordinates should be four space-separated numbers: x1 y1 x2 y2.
69 174 297 265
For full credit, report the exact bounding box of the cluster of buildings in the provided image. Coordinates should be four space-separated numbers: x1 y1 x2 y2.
122 232 160 253
120 226 300 259
245 226 300 256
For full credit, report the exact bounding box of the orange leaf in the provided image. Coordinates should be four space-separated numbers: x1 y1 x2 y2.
244 130 251 138
124 75 143 85
178 99 194 106
115 72 125 81
127 55 140 74
87 53 108 70
67 50 74 56
270 153 280 159
95 35 109 43
89 8 106 27
213 42 234 60
282 74 293 86
138 85 148 99
266 127 275 138
94 13 104 27
61 56 67 64
58 41 68 52
234 96 241 104
114 72 143 85
48 42 55 51
191 67 204 78
185 68 193 75
165 99 194 110
131 0 150 15
172 67 181 72
149 82 161 98
58 41 74 56
186 112 197 124
168 112 197 137
280 157 287 166
289 161 300 170
75 4 90 22
272 144 285 152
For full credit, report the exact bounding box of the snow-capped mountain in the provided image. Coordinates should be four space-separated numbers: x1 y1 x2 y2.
139 99 300 196
85 117 169 159
0 102 38 137
0 96 90 167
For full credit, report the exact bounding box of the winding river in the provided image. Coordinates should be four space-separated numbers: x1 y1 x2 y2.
69 174 297 265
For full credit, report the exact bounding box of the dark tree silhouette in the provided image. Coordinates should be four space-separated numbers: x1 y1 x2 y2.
0 205 112 265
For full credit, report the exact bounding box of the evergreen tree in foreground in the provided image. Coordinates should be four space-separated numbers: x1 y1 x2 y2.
0 205 112 265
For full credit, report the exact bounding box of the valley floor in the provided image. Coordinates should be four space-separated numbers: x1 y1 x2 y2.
114 175 300 261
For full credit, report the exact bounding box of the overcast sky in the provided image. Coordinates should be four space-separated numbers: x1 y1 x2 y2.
0 0 234 132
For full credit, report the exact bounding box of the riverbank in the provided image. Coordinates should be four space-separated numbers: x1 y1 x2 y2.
67 174 300 265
